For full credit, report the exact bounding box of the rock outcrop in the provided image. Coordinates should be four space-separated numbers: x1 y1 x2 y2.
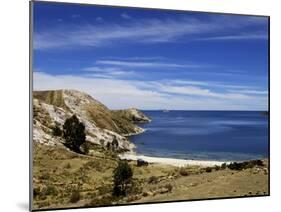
112 108 151 124
33 89 150 152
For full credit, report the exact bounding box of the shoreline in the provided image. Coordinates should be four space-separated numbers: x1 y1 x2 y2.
119 152 230 167
123 128 146 137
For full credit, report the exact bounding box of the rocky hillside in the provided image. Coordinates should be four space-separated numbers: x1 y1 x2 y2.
112 108 151 124
33 89 150 152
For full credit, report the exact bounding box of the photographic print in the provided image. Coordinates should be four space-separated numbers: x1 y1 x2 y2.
31 1 269 210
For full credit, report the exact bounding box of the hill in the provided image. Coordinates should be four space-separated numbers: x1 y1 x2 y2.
33 89 150 152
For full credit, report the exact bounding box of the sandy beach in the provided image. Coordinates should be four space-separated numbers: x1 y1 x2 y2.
119 153 229 167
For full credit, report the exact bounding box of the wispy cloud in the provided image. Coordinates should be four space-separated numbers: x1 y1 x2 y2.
96 60 209 69
83 66 135 78
34 72 268 110
34 15 267 50
121 13 131 19
227 89 268 95
136 81 261 100
198 33 267 41
100 56 166 61
71 14 80 19
160 79 258 90
96 17 103 22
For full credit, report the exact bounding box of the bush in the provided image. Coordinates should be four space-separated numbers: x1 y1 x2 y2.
214 165 220 171
39 172 51 180
221 163 227 169
70 190 80 203
137 159 148 167
106 137 119 151
111 136 119 150
113 161 133 196
81 141 91 155
147 176 158 184
42 185 58 196
205 167 212 173
179 167 189 176
228 162 243 170
52 124 62 137
33 187 40 199
64 163 71 169
164 183 173 192
227 160 264 171
63 115 86 153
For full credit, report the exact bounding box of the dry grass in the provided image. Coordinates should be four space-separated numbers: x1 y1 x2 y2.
32 143 269 210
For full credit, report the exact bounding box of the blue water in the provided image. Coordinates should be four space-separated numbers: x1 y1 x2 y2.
130 111 268 161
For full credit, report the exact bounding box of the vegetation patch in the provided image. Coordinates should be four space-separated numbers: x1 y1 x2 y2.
63 115 86 153
227 160 264 171
70 190 81 203
113 161 133 196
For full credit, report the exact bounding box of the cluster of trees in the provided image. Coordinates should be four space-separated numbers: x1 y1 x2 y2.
55 115 133 197
56 115 120 153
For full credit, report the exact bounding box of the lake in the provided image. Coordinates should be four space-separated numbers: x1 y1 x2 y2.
130 111 269 161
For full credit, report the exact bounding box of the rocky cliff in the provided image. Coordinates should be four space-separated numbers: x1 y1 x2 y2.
33 89 150 152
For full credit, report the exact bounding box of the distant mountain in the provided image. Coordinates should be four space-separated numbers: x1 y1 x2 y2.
33 89 150 152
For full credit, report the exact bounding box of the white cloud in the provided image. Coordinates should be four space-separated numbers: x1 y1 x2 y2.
198 33 268 41
137 81 261 100
96 60 207 68
34 15 267 50
101 56 166 61
227 89 268 95
83 66 136 78
33 72 268 110
96 17 103 22
71 14 80 19
169 80 260 90
121 13 131 19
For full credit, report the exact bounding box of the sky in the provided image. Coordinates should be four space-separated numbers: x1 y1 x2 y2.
32 1 269 110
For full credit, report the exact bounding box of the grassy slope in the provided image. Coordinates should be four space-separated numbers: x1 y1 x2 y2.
33 90 69 111
32 144 268 210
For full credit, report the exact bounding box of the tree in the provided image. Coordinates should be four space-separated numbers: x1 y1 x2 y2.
52 124 62 137
111 136 119 151
63 115 86 153
113 161 133 196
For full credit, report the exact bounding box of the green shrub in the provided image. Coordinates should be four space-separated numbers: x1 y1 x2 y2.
228 162 243 170
70 190 80 203
147 176 158 184
179 167 189 176
33 187 40 198
113 161 133 196
81 142 91 155
39 172 51 180
227 160 264 171
64 163 71 169
63 115 86 153
214 165 220 171
221 163 227 169
111 136 119 151
52 125 62 137
205 167 212 173
42 185 58 196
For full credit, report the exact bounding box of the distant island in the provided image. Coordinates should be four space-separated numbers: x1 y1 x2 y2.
33 89 268 210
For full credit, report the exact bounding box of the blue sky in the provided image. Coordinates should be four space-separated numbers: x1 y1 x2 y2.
33 1 269 110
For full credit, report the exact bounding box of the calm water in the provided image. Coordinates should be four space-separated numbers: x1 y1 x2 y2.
130 111 268 161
